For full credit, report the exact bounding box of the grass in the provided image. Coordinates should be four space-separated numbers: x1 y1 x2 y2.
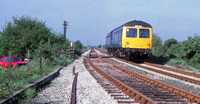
146 55 200 72
20 88 36 102
166 59 199 71
0 57 72 100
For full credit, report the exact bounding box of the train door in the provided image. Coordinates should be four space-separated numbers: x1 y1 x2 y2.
110 32 113 45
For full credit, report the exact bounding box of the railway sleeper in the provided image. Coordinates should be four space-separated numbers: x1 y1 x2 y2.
105 89 119 91
114 96 130 99
148 95 185 99
154 99 189 102
111 93 126 97
103 86 116 89
108 90 122 94
139 91 173 95
117 100 135 104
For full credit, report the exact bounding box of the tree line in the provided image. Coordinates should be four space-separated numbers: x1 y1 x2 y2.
0 16 83 60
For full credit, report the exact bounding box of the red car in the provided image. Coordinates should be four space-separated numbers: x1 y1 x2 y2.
0 56 28 68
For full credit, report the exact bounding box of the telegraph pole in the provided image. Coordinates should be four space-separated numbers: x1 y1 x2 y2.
63 21 68 40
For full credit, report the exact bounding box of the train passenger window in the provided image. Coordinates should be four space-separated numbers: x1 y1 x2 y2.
120 29 122 41
126 28 137 38
139 29 150 38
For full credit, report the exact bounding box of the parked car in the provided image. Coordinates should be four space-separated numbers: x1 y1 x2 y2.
0 56 28 68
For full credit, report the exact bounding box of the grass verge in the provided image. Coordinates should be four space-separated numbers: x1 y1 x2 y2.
0 57 72 100
146 55 200 72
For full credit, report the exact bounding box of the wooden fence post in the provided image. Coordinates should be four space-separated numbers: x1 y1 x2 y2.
8 52 12 73
73 44 75 60
27 50 30 71
40 50 42 69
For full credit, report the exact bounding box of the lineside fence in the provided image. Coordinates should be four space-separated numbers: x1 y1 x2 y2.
1 45 75 73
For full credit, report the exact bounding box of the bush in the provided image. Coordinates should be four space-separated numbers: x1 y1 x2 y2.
74 40 83 57
167 59 186 67
152 34 163 56
24 88 36 99
47 57 72 66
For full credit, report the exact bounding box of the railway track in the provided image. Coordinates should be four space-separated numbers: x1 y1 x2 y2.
84 58 135 104
97 49 200 87
86 49 200 104
96 48 200 94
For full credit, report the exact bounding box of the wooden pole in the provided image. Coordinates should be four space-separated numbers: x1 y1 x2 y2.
27 50 30 71
63 21 68 40
73 44 75 60
8 52 12 72
40 50 42 69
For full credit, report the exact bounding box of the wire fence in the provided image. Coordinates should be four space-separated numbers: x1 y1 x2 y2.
1 45 75 73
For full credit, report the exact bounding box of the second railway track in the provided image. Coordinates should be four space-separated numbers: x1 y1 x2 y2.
97 48 200 84
97 49 200 92
87 49 200 104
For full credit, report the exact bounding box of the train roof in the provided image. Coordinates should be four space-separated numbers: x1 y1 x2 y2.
122 20 152 28
106 20 152 37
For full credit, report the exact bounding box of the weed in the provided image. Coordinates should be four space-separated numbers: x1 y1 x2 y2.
24 88 36 99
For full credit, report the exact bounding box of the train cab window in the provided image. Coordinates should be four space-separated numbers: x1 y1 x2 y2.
139 29 150 38
126 28 137 38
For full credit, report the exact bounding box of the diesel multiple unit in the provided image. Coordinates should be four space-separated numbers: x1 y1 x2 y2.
106 20 153 61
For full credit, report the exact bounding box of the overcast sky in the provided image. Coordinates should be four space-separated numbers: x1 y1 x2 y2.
0 0 200 46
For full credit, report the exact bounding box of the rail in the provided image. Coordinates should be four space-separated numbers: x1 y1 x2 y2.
70 66 78 104
144 62 200 79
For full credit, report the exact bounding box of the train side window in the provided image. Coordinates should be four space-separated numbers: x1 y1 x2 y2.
139 29 150 38
126 28 137 38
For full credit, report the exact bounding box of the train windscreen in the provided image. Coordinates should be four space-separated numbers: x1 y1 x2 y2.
139 29 150 38
126 28 137 38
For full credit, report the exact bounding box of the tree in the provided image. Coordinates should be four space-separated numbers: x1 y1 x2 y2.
178 35 200 60
74 40 83 57
152 34 163 56
163 38 178 57
163 38 178 48
0 16 53 56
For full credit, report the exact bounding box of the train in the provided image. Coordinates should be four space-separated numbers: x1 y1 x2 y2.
105 20 153 61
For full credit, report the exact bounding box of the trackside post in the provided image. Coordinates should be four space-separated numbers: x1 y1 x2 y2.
27 50 30 71
8 52 12 72
40 50 42 69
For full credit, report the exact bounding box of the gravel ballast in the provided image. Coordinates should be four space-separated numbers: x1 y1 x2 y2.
26 50 117 104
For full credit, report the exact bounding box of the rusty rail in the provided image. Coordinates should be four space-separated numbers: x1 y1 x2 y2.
144 62 200 79
87 59 156 104
71 66 78 104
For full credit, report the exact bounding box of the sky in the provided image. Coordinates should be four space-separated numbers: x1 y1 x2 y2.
0 0 200 46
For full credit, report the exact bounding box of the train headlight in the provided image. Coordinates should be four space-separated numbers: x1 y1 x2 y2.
126 41 129 45
147 42 150 46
